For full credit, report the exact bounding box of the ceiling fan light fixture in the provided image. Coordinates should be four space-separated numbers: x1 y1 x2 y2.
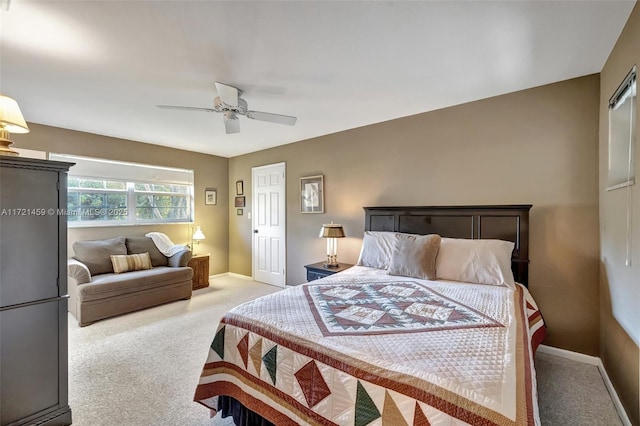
223 110 240 134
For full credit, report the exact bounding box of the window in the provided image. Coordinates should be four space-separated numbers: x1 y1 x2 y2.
50 154 194 227
134 183 190 222
608 67 636 191
67 177 128 222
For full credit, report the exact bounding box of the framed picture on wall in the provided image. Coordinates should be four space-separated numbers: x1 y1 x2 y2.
300 175 324 213
235 196 245 207
205 189 217 205
236 180 244 195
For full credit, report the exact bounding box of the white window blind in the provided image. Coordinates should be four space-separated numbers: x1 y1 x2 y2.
49 153 193 185
607 67 636 191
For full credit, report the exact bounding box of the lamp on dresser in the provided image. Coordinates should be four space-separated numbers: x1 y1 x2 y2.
0 94 30 156
319 222 345 267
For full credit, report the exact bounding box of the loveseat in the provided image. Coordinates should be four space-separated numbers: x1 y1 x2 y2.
67 236 193 326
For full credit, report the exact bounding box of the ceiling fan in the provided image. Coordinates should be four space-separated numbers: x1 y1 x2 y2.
157 82 297 134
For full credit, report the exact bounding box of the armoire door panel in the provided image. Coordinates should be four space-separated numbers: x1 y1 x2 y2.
0 301 60 425
0 167 60 307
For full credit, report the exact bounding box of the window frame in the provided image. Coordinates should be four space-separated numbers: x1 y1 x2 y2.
67 177 193 227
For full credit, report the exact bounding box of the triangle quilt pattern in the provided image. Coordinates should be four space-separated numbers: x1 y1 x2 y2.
262 345 278 385
236 333 249 369
211 326 225 360
382 391 408 426
355 381 381 426
249 338 263 376
294 361 332 409
413 402 432 426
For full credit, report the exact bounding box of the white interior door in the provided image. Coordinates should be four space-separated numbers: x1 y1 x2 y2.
252 162 286 287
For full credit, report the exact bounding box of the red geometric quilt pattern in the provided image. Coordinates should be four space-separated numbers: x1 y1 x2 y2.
236 333 249 368
294 361 331 408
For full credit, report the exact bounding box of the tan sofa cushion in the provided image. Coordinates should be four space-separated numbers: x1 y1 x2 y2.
73 237 127 275
125 236 168 267
77 266 193 302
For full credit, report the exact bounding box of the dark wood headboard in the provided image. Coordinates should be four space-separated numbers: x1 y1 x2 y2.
364 205 532 286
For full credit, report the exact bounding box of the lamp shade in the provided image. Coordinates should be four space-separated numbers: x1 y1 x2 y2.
192 226 206 241
0 95 29 134
319 223 345 238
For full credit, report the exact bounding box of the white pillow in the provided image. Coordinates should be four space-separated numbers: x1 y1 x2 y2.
436 238 515 286
356 231 398 269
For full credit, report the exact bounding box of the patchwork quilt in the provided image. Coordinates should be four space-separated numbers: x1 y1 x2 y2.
195 266 546 425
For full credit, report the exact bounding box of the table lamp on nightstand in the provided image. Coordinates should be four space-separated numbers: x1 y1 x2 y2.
191 225 205 255
319 222 345 268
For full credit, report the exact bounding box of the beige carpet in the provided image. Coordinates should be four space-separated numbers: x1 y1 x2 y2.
534 351 623 425
68 275 279 426
68 275 623 426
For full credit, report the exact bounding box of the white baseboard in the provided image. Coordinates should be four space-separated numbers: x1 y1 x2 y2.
537 345 631 426
227 272 253 280
537 344 600 365
209 272 254 281
597 362 632 426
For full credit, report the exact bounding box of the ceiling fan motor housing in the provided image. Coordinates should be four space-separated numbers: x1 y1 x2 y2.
214 96 248 115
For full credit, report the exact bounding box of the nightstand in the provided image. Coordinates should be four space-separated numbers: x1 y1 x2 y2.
304 261 354 282
188 254 210 290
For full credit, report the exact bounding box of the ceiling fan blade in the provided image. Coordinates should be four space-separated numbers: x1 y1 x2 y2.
215 81 239 107
157 105 216 113
223 111 240 134
246 110 297 126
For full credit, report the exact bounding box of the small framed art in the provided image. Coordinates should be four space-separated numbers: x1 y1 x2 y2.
300 175 324 213
237 209 243 215
236 180 244 195
205 189 217 205
235 196 246 207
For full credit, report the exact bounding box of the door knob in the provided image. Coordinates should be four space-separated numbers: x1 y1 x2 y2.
254 229 259 233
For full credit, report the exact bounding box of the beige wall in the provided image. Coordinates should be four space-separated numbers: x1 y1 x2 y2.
13 123 229 275
599 3 640 424
229 75 601 355
9 43 633 419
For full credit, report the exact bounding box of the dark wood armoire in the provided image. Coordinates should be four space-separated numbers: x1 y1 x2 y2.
1 156 73 426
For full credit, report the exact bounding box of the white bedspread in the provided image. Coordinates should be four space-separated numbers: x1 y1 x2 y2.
195 266 546 425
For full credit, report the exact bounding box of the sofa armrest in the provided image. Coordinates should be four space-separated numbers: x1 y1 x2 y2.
68 259 91 284
168 249 192 267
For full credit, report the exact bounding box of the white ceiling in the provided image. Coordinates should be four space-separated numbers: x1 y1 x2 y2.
1 1 635 158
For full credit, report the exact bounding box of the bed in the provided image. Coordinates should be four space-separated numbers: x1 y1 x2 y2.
194 205 546 425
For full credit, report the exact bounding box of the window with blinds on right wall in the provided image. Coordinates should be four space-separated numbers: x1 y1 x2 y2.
607 67 636 191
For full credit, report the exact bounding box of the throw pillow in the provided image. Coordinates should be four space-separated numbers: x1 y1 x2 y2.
388 233 441 280
110 252 152 274
356 231 398 270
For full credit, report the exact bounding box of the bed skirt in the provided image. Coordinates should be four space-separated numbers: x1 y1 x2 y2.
218 395 274 426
